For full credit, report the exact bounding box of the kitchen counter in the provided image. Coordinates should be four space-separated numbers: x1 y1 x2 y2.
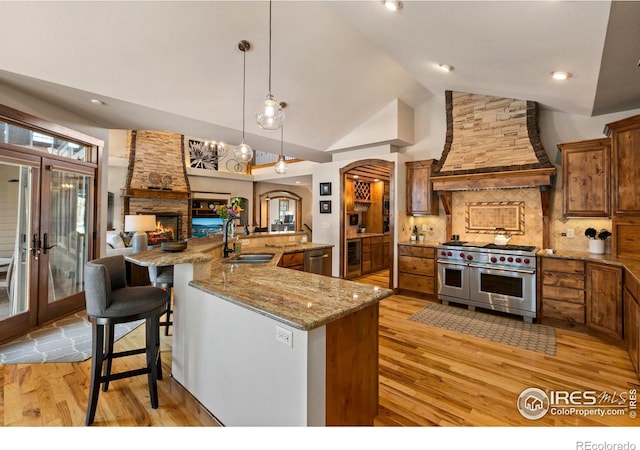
398 240 439 247
126 233 392 426
346 232 387 239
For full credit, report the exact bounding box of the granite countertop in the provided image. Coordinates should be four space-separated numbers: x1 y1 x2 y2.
346 232 387 239
189 264 391 331
398 240 439 247
126 237 392 331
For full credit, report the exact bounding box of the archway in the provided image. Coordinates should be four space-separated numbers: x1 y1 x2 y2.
258 190 303 232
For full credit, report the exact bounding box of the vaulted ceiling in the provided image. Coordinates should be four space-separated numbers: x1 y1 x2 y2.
1 1 638 163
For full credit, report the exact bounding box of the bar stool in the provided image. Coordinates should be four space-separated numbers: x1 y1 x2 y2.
84 255 169 426
148 265 174 336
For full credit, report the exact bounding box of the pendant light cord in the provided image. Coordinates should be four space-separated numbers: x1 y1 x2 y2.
242 47 247 139
268 0 272 94
280 125 283 157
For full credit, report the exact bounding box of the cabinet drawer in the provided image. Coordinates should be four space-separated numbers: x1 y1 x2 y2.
542 299 586 324
542 271 585 289
399 273 435 295
625 269 640 299
398 256 435 276
542 285 585 304
398 245 435 259
280 252 304 267
542 258 584 274
369 236 383 244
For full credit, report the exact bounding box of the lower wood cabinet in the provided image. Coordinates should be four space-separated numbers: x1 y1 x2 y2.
540 257 586 324
397 244 436 297
624 270 640 377
586 262 623 340
278 251 304 271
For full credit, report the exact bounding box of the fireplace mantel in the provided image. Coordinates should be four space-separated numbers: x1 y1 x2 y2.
121 188 190 200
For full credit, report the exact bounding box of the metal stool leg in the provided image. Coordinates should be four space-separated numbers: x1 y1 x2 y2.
102 323 115 392
86 322 105 426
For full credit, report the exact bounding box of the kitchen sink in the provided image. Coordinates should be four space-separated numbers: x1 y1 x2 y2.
224 253 275 264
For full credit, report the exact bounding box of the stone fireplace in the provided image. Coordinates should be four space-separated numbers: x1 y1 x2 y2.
121 130 191 241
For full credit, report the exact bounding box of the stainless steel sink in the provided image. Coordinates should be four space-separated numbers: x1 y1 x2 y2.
225 253 275 264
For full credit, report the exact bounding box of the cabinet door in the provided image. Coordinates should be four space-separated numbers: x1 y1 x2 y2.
406 160 439 216
624 289 639 375
586 263 623 340
558 138 610 217
607 115 640 215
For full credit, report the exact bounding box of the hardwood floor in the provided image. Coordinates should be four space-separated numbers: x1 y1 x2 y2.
1 269 638 427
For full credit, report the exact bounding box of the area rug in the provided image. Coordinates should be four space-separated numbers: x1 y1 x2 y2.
408 303 557 356
0 312 144 364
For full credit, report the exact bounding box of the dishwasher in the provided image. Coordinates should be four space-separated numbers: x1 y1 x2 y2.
303 248 332 277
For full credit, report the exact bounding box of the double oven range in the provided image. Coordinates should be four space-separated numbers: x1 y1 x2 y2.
437 241 538 322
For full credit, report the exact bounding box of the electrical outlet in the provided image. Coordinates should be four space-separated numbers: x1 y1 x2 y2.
422 224 428 232
275 326 293 347
566 228 575 238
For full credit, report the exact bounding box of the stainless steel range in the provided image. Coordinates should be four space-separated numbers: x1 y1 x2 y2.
437 241 538 322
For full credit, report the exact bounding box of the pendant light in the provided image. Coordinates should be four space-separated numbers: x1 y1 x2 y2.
274 125 287 174
256 0 285 130
235 40 254 162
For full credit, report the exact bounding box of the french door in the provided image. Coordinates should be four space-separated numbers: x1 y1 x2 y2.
0 146 95 342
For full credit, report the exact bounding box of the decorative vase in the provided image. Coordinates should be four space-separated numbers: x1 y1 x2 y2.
589 239 605 255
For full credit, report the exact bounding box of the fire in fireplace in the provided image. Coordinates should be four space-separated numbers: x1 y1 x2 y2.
139 213 181 244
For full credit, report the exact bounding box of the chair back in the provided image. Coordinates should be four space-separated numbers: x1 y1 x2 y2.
84 255 127 317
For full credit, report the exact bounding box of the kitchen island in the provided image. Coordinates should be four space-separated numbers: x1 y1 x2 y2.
126 233 393 426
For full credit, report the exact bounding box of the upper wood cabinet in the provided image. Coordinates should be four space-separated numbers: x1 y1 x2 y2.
406 159 439 216
557 138 610 217
605 114 640 216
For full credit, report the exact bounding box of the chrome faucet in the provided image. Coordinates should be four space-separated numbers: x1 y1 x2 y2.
223 217 249 258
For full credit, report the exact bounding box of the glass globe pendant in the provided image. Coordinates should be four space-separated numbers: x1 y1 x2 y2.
256 0 285 130
235 40 254 163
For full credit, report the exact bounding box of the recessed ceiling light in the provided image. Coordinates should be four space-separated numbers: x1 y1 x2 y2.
551 71 572 80
353 175 359 179
90 98 106 105
384 1 403 11
438 64 455 72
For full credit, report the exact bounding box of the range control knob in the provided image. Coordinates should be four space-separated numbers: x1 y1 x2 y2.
524 258 530 264
516 258 522 263
459 252 465 258
441 251 446 256
507 257 514 262
490 257 497 263
467 255 473 261
500 256 506 262
447 251 452 257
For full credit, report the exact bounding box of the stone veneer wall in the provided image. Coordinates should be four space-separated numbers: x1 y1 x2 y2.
121 130 191 240
435 91 552 174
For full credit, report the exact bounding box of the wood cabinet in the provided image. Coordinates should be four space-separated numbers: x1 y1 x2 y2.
557 138 610 217
383 234 391 268
406 160 439 216
397 244 436 297
624 270 640 377
605 114 640 216
586 262 623 340
540 257 585 325
278 251 304 271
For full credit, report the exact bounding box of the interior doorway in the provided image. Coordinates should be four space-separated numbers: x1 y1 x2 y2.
258 190 302 232
340 159 394 289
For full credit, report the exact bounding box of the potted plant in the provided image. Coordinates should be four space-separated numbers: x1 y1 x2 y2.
585 227 611 254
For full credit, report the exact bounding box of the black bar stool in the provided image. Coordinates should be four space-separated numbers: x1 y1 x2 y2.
148 265 174 336
84 255 170 426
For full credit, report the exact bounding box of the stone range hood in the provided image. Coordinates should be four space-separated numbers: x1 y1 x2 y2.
431 91 556 191
121 130 191 241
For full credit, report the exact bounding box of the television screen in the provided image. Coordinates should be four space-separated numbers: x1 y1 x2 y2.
192 217 224 237
284 214 294 224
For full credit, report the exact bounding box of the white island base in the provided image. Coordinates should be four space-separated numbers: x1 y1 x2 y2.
171 263 380 426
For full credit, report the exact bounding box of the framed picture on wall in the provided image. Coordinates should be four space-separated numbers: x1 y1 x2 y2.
319 182 331 196
320 200 331 214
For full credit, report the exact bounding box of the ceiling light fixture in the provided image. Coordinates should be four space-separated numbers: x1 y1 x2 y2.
438 64 455 72
551 71 572 80
274 125 287 174
256 0 285 130
235 40 254 163
384 1 403 11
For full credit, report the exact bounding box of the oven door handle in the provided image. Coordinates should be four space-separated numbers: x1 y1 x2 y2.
469 263 535 275
437 261 469 268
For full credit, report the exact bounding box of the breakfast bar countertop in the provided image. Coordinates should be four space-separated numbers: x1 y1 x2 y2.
126 235 392 331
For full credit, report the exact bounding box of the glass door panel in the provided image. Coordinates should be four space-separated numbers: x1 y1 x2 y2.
37 160 93 323
0 152 40 342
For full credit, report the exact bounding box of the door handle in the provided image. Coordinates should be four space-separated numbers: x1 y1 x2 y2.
30 233 41 260
43 233 56 254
